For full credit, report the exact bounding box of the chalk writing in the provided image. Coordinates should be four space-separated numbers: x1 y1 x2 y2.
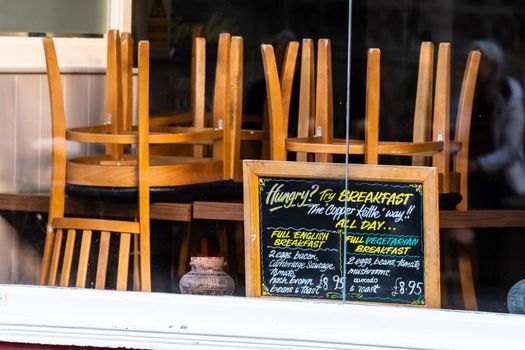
259 178 425 305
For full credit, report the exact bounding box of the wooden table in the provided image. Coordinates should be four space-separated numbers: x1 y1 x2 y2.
0 193 192 222
193 201 525 228
1 193 525 228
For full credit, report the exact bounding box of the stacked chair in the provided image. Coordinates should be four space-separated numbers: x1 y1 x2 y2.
261 39 480 309
40 30 243 292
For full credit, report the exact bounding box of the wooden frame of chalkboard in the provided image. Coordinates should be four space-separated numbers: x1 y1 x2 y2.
243 160 440 308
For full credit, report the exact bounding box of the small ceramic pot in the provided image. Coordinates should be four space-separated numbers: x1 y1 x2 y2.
179 257 235 295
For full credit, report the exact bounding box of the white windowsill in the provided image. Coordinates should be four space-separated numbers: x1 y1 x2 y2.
0 284 523 349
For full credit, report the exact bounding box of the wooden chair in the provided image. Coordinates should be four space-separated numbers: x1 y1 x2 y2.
40 37 149 291
150 32 266 171
64 34 242 190
262 40 481 309
363 45 481 310
263 40 479 199
41 32 243 290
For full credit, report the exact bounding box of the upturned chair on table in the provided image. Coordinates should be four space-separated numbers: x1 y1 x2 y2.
40 32 243 291
261 39 481 309
151 32 267 172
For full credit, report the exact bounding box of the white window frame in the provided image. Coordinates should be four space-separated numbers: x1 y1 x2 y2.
0 0 131 71
0 284 524 349
0 1 524 348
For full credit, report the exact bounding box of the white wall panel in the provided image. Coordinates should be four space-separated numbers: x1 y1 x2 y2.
0 71 107 284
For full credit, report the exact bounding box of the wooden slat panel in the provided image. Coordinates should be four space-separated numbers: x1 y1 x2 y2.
0 218 15 283
48 228 63 286
52 217 139 234
0 75 17 193
87 74 106 155
116 232 131 291
39 73 53 191
76 229 92 288
16 74 41 192
59 229 76 287
64 74 90 157
95 231 111 289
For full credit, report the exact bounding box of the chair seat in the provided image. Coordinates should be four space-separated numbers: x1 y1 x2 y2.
66 180 243 203
286 137 449 156
67 154 225 187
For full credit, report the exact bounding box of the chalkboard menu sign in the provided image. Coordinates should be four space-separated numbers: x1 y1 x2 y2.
244 161 440 308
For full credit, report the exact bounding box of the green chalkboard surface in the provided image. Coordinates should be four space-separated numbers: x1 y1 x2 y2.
244 161 440 308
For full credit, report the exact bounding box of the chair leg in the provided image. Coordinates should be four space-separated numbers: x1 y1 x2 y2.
459 249 478 310
139 232 151 292
38 231 55 285
177 223 191 278
218 224 229 261
234 222 244 275
200 236 209 257
133 234 141 291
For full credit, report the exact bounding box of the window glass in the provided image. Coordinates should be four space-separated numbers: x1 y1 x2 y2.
0 0 524 320
0 0 108 37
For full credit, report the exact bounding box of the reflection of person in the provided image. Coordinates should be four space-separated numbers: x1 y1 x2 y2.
469 40 525 208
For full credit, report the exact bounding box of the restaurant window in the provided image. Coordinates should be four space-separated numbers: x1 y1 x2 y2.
0 0 108 37
0 0 524 332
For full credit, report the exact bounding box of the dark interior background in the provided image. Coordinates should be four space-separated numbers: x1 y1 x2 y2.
133 0 525 312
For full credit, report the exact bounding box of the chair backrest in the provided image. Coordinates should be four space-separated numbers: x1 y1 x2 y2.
40 37 150 291
180 33 243 179
47 217 140 290
262 39 480 210
297 39 315 161
410 42 481 209
262 39 337 163
261 41 299 161
362 43 480 207
412 42 435 166
121 32 134 134
432 43 452 193
105 30 124 159
314 39 334 163
453 50 481 210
